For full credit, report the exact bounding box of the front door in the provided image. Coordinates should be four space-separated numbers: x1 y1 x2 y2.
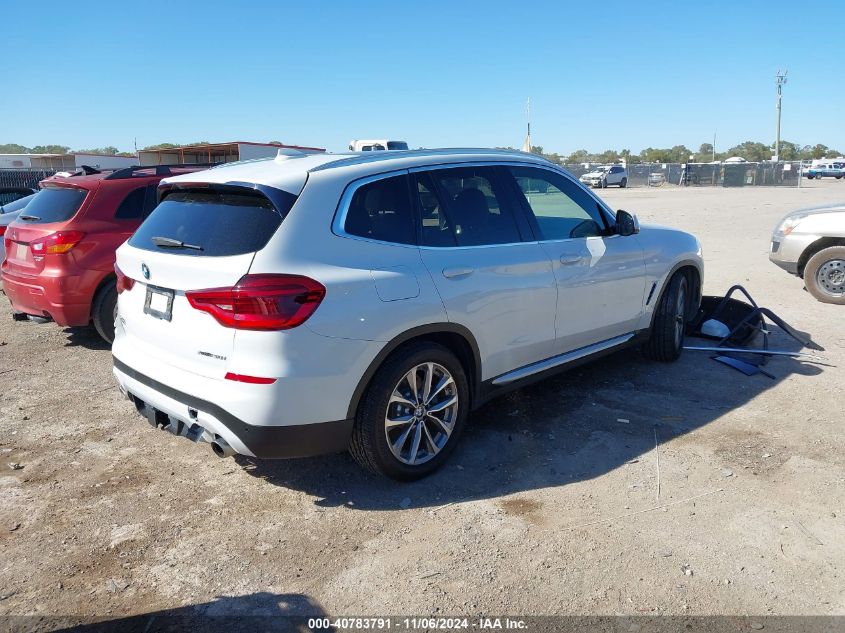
506 165 647 353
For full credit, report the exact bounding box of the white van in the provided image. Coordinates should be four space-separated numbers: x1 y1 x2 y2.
348 139 409 151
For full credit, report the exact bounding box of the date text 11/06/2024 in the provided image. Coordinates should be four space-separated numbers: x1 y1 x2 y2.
308 617 529 630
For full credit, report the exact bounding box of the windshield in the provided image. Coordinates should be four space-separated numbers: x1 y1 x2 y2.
16 187 88 223
129 188 295 257
0 193 36 215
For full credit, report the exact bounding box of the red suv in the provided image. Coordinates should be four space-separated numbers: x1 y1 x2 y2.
1 165 205 343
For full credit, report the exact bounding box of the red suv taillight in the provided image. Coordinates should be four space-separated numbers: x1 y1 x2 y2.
186 274 326 331
115 263 135 294
30 230 85 255
0 226 6 237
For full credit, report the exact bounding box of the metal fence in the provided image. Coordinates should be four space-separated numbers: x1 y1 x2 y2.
560 161 805 187
0 169 57 190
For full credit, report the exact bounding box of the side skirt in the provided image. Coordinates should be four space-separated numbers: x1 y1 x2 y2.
473 330 650 408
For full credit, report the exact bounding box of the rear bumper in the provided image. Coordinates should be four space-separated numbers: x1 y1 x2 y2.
0 269 90 325
113 357 353 459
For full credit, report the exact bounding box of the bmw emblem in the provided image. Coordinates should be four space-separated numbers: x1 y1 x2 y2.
141 263 150 280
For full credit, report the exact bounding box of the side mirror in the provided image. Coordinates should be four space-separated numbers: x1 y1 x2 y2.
616 209 640 236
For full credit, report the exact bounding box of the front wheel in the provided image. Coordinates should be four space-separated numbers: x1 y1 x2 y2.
601 178 608 188
349 342 469 480
804 246 845 305
642 272 689 362
619 177 628 188
92 280 118 344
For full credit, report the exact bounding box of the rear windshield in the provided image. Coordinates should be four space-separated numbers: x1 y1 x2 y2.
16 187 88 223
128 188 290 257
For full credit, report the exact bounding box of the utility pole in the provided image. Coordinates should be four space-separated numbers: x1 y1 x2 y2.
775 70 788 160
713 131 716 162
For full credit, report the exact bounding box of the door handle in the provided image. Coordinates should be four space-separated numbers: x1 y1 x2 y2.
559 254 583 265
442 266 475 280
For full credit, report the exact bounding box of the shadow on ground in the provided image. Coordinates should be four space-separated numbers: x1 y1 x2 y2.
235 325 828 512
62 326 111 350
41 592 330 632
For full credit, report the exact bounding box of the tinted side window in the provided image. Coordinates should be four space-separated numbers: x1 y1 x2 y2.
509 166 607 240
425 166 522 246
344 175 415 245
415 174 456 247
114 186 146 219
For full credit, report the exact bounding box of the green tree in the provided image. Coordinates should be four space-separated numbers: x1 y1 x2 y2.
0 143 29 153
564 149 592 164
142 143 179 150
724 141 772 162
75 146 119 155
30 144 70 154
775 140 800 161
695 143 714 162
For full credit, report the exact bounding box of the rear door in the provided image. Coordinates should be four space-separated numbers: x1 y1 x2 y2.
506 165 646 352
411 165 557 381
116 186 293 378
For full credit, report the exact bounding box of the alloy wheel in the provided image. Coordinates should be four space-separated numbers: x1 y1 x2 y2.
385 362 459 465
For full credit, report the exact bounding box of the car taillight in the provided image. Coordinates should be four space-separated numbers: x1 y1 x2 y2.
115 263 135 294
0 226 6 237
30 230 85 255
186 274 325 331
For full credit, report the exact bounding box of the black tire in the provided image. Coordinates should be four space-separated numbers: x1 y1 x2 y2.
803 245 845 305
807 174 814 180
601 178 608 188
619 177 628 188
92 280 118 344
349 341 470 480
642 272 689 362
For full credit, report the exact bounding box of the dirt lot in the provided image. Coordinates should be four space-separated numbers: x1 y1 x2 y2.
1 180 843 624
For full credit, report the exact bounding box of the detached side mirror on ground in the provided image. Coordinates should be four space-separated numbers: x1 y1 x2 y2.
616 209 640 236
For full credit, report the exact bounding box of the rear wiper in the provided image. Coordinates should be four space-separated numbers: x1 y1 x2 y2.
19 214 41 221
151 235 204 251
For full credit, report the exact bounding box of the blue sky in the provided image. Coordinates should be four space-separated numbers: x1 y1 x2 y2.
3 0 843 155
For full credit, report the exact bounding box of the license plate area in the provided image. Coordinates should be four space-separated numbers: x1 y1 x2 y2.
144 285 174 321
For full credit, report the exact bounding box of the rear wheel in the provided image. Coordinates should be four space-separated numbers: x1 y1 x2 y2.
803 246 845 305
642 272 688 362
92 280 118 344
349 342 469 480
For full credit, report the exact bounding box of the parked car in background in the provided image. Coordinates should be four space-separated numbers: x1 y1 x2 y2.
0 186 37 206
348 139 409 151
806 162 845 179
112 148 702 480
1 165 206 342
579 164 628 188
0 194 36 263
770 204 845 304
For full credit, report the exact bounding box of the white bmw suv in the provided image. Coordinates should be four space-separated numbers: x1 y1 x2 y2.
112 149 702 480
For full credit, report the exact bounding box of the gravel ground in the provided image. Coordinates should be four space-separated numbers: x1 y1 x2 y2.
0 179 843 625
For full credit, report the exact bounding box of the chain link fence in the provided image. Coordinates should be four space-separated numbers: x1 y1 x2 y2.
0 169 57 190
560 161 805 187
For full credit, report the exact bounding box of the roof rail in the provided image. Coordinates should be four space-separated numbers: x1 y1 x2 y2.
103 163 219 180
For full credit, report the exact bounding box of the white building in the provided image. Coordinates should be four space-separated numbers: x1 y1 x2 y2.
137 141 324 166
0 153 138 171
